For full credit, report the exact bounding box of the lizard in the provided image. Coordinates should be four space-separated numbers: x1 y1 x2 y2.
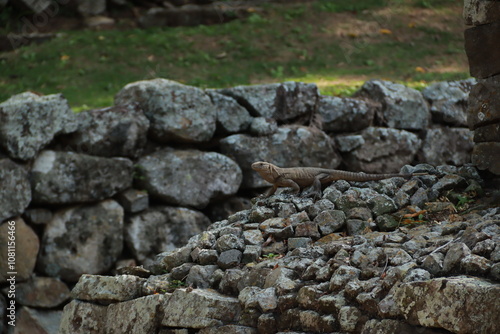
251 161 417 198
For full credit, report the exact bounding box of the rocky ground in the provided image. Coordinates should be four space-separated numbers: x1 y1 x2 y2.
59 163 500 334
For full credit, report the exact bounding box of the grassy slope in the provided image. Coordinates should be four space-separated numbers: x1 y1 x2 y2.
0 0 468 110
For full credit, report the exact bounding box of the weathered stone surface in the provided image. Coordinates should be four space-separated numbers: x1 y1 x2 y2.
0 218 39 283
0 92 76 160
356 80 429 130
207 91 252 134
105 294 165 334
0 159 31 222
249 116 278 136
199 325 257 334
362 319 446 334
13 306 62 334
186 264 219 288
63 104 149 158
151 245 193 274
37 200 124 282
393 276 500 334
76 0 106 16
217 81 319 121
125 206 210 263
318 95 376 132
135 148 242 208
467 77 500 129
220 125 341 188
71 274 145 305
22 208 52 225
162 288 241 328
59 300 107 334
115 78 216 143
464 0 500 25
465 22 500 79
15 276 70 308
472 142 500 174
474 123 500 142
418 127 473 166
116 189 149 213
422 79 474 126
30 150 133 205
343 127 422 173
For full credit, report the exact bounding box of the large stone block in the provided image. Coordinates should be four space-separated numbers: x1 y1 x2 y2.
393 276 500 334
115 79 216 143
355 80 430 130
59 300 107 334
161 288 241 328
467 77 500 129
0 158 31 222
0 92 76 160
30 150 133 205
135 149 242 208
465 22 500 78
472 142 500 174
464 0 500 26
37 200 124 282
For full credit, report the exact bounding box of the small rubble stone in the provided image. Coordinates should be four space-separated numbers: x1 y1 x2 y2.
218 249 243 269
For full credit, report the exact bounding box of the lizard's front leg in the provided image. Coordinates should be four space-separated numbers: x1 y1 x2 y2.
276 177 301 195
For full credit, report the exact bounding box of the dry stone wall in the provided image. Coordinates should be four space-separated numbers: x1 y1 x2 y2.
0 77 489 333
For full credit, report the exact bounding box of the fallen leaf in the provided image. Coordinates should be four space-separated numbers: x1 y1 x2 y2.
379 29 392 35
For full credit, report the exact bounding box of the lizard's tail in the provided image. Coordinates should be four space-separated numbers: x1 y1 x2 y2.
329 170 413 182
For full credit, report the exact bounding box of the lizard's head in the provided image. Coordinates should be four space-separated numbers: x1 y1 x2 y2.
251 161 270 172
251 161 279 182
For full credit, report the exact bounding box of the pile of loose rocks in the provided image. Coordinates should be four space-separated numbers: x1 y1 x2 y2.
60 164 500 334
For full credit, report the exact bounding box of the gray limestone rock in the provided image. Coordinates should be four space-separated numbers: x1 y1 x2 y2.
392 276 500 334
217 81 319 121
220 125 341 188
105 294 165 334
71 274 145 305
162 288 241 328
0 159 31 222
218 249 243 269
136 148 242 208
318 95 377 132
59 300 107 334
186 265 219 288
125 206 210 263
419 127 473 166
30 150 133 205
115 78 216 143
63 104 149 158
356 80 430 130
343 127 422 173
0 92 76 160
422 79 475 126
207 91 252 134
37 200 124 282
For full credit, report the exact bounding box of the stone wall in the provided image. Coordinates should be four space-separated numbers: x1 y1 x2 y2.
464 0 500 175
0 77 480 333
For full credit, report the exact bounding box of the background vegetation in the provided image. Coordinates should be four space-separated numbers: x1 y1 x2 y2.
0 0 468 110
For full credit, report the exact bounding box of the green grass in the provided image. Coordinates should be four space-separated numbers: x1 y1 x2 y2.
0 0 469 110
